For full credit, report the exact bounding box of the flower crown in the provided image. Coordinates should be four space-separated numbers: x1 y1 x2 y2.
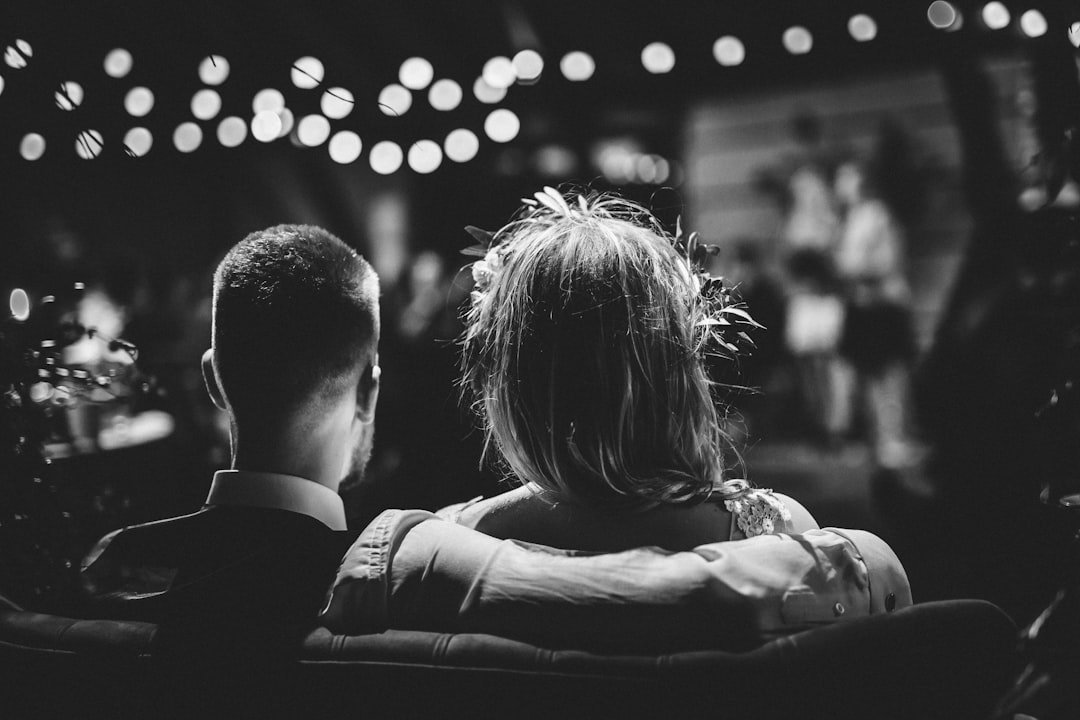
462 187 763 363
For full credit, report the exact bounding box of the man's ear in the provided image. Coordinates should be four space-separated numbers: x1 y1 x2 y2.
201 348 228 410
356 360 380 424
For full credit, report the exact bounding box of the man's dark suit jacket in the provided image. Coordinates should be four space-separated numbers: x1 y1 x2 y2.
80 505 356 626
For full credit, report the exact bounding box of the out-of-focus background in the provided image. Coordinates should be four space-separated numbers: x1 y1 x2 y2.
1 1 1079 627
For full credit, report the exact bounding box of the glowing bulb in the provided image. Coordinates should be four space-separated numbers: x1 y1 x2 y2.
321 87 354 119
1020 10 1047 37
217 116 247 147
1070 22 1080 48
927 2 958 29
429 79 463 111
641 42 675 74
54 82 84 111
369 141 403 174
10 289 30 321
75 129 104 160
252 88 285 114
297 115 331 147
484 109 520 143
104 48 133 78
848 14 878 42
482 56 516 89
560 51 595 81
251 110 282 142
173 122 202 153
445 128 479 163
291 56 324 89
407 139 442 174
191 89 221 120
399 57 434 90
512 49 544 83
783 26 813 55
378 84 412 116
125 87 154 117
199 55 230 85
982 2 1010 30
473 76 506 104
19 133 45 161
328 131 362 164
713 36 745 66
123 127 153 157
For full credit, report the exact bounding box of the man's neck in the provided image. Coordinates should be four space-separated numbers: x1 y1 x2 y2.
231 438 342 493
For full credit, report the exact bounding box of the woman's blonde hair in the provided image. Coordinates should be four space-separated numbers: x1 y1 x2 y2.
461 190 748 509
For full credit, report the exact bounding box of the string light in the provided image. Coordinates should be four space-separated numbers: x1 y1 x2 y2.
783 26 813 54
4 40 32 69
378 84 412 116
369 141 403 174
848 14 878 42
124 87 154 117
75 129 104 160
473 76 506 104
1020 10 1047 37
560 51 595 81
321 87 354 119
291 56 324 89
198 55 230 85
982 2 1010 30
123 127 152 157
399 57 434 90
429 79 463 111
484 108 520 143
54 82 84 111
251 110 281 142
191 89 221 120
407 139 443 174
328 131 362 164
19 133 45 161
641 42 675 74
512 50 544 84
9 289 30 321
927 2 959 30
297 115 331 147
482 56 516 89
445 128 479 163
252 88 285 114
103 49 133 78
713 36 745 66
217 116 247 147
1070 22 1080 48
173 122 202 153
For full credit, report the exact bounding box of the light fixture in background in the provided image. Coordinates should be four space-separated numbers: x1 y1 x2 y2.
560 51 595 81
927 1 959 29
123 127 153 157
399 57 434 90
217 116 247 147
291 56 324 89
328 131 362 164
173 122 202 153
252 88 285 114
445 128 479 163
55 82 84 111
512 49 544 84
482 56 516 89
19 133 46 161
429 79 463 111
124 87 155 116
484 108 520 143
297 115 331 147
407 139 443 174
251 110 282 142
534 144 577 178
1020 10 1048 38
5 39 32 69
713 36 746 66
191 89 221 120
378 84 413 116
848 14 878 42
198 55 230 85
473 76 507 104
321 87 354 119
641 42 676 74
75 129 104 159
9 289 30 321
982 2 1010 30
782 26 813 54
103 48 133 78
369 141 404 174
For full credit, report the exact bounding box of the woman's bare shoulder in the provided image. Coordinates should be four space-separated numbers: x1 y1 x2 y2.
453 484 554 533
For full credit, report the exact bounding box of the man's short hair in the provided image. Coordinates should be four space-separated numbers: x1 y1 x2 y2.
212 224 378 422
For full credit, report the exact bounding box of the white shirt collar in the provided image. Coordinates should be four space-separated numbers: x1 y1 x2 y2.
205 470 347 531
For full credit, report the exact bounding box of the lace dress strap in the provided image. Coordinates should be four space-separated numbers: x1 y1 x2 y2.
724 488 792 538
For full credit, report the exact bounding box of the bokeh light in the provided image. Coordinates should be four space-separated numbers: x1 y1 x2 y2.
19 133 45 161
369 141 404 174
277 108 295 138
848 14 878 41
251 110 282 142
321 87 354 119
124 87 154 117
75 129 104 159
445 128 479 163
512 49 544 84
429 79 463 111
123 127 153 157
713 36 746 66
217 116 247 147
473 76 507 104
484 108 520 143
297 114 331 147
1020 10 1048 37
104 48 133 78
54 82 84 111
9 289 30 321
641 42 676 74
328 131 362 164
982 2 1010 30
927 2 959 29
191 89 221 120
173 122 202 153
198 55 230 85
291 56 324 89
399 57 434 90
482 56 516 89
5 40 32 69
378 84 412 116
407 139 443 174
1070 22 1080 48
783 26 813 54
560 51 595 81
252 88 285 114
0 75 4 97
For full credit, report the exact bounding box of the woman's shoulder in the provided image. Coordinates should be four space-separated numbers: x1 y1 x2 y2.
717 487 819 539
438 484 549 531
